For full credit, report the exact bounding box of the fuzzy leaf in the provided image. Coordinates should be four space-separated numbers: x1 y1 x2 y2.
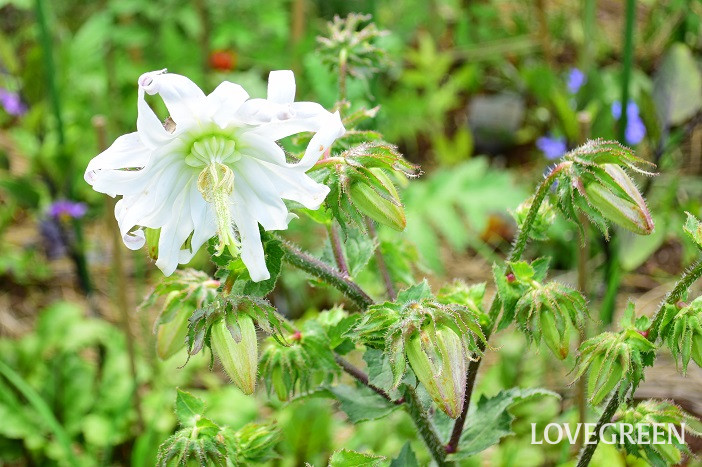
396 280 433 304
328 384 400 423
390 443 419 467
448 388 559 461
329 448 386 467
174 389 205 427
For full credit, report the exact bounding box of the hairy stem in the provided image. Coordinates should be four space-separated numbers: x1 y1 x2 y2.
403 385 451 466
447 295 501 452
335 355 401 404
576 257 702 465
576 386 622 467
328 223 350 276
279 239 374 309
508 162 570 262
650 258 702 340
366 217 397 300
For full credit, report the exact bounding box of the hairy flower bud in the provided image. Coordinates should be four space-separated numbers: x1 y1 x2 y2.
583 164 653 235
405 323 467 418
211 314 258 395
349 168 406 230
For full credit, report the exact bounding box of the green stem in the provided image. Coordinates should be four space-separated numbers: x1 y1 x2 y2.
366 217 397 300
335 355 401 404
576 257 702 465
649 258 702 340
0 360 79 465
328 223 349 276
34 0 64 149
279 239 374 309
447 295 501 453
575 386 622 467
508 161 571 263
403 385 451 466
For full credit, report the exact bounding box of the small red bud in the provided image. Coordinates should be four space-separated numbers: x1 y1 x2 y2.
637 330 649 339
291 331 302 341
209 50 236 72
445 445 457 454
506 272 516 283
676 301 688 309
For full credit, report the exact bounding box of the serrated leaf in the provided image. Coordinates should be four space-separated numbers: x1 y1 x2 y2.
396 280 432 304
329 448 386 467
328 384 400 423
447 388 559 461
175 389 205 427
389 442 419 467
683 212 702 250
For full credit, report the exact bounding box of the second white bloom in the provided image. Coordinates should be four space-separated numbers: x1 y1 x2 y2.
85 69 344 281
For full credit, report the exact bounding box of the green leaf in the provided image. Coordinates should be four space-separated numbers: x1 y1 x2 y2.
447 388 559 461
653 43 702 127
396 280 432 304
329 448 386 467
175 389 205 427
390 442 419 467
344 228 377 277
241 237 284 297
328 384 400 423
683 212 702 250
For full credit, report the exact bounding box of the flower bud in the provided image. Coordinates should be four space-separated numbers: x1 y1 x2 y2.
210 314 258 395
583 164 654 235
540 309 569 360
349 168 406 231
587 354 624 405
156 297 190 360
405 323 466 418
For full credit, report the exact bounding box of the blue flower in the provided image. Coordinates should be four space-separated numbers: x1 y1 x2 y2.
611 100 646 145
536 135 567 160
567 68 586 94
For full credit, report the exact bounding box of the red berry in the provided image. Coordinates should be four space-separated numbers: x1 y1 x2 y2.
209 50 236 72
506 272 516 283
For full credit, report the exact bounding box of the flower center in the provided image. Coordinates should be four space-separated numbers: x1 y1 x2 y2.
185 133 241 168
197 162 239 257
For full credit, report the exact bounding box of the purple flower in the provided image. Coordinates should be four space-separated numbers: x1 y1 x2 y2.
567 68 586 94
536 135 567 160
39 218 67 259
611 100 646 145
48 200 87 219
0 88 27 116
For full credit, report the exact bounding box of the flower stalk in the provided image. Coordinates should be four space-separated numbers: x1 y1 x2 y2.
279 239 374 309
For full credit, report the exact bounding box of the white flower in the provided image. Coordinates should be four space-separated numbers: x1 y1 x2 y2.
85 69 344 281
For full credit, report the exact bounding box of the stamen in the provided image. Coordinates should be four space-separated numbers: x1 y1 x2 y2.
197 163 239 256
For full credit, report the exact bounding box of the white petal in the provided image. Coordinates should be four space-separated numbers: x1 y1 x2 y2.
243 101 333 141
179 186 217 264
89 140 182 197
232 201 269 282
155 182 195 276
139 69 207 128
256 162 330 210
137 87 172 149
238 133 288 166
297 110 345 170
234 158 290 231
207 81 250 128
267 70 295 104
86 132 149 176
